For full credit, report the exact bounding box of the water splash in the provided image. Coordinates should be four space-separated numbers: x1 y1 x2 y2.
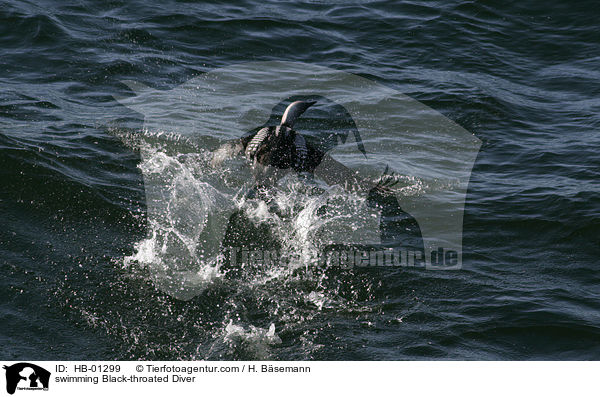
114 128 427 358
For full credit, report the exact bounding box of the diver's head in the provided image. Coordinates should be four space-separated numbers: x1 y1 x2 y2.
280 100 316 128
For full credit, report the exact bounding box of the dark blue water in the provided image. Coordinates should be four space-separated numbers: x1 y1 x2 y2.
1 0 599 360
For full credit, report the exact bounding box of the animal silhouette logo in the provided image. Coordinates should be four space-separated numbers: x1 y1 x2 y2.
3 363 50 394
114 61 481 299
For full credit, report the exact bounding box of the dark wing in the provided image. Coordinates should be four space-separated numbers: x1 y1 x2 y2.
293 133 308 170
295 136 326 173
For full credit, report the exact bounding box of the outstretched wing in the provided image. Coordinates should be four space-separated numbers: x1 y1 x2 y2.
294 133 308 170
245 127 270 160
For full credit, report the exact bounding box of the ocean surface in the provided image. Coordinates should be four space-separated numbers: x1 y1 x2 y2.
1 0 598 360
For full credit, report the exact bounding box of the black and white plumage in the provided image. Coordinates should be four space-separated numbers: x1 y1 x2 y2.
242 100 321 174
244 126 271 160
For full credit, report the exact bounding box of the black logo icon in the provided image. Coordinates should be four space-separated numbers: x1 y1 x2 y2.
3 363 50 394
